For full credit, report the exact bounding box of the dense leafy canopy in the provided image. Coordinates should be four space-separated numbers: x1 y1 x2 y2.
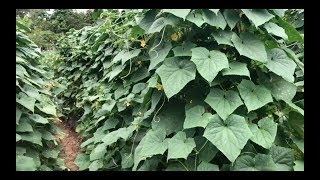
17 9 304 171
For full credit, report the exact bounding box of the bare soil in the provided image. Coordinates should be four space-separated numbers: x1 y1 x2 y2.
55 121 82 171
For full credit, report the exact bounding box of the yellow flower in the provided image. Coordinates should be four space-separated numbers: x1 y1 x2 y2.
171 33 179 41
140 39 146 47
156 83 163 91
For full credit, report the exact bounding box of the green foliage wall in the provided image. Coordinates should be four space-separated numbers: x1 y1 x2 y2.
55 9 304 171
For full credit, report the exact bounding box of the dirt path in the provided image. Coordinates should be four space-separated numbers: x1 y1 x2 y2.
55 121 82 171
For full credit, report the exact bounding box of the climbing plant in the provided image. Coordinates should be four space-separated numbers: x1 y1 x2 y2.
16 19 66 171
55 9 304 171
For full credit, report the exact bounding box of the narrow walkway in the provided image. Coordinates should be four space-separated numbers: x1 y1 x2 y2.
55 121 82 171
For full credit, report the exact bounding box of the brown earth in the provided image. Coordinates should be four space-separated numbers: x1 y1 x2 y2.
55 121 82 171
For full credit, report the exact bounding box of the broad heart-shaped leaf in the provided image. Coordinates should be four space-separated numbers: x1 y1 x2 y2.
202 9 227 29
139 128 168 158
28 114 49 124
156 57 196 99
94 99 116 118
249 117 277 149
205 88 243 120
183 105 214 129
163 9 191 20
20 131 43 146
237 79 273 112
211 29 235 46
138 10 157 32
172 41 196 57
16 118 33 132
89 159 103 171
113 49 141 65
148 17 168 34
194 136 219 162
231 33 268 63
16 92 36 113
294 161 304 171
16 155 37 171
191 47 229 83
264 22 288 40
269 74 297 102
203 114 253 162
277 17 303 43
101 126 135 145
197 161 219 171
74 153 90 171
222 61 250 77
35 102 56 116
233 154 276 171
148 41 172 71
186 12 205 27
223 9 240 30
242 9 274 27
266 48 296 83
152 99 185 135
167 131 196 160
90 143 107 161
270 145 294 166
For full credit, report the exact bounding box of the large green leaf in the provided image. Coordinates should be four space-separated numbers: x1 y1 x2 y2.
203 114 253 162
183 105 213 129
167 131 196 160
205 88 243 120
186 12 205 27
242 9 274 27
163 9 191 20
237 79 273 112
16 155 37 171
35 102 56 116
16 118 33 132
28 114 49 124
16 93 36 113
233 154 276 171
293 161 304 171
277 17 303 43
152 99 185 135
223 9 240 30
20 131 42 146
138 10 157 32
202 9 227 29
139 128 168 158
191 47 229 83
102 126 135 145
231 33 268 63
156 57 196 99
94 99 116 118
194 136 219 162
211 29 235 46
148 42 172 71
249 117 277 149
269 74 297 101
74 154 90 171
197 161 219 171
148 17 168 34
90 143 107 161
266 48 296 83
172 41 196 57
222 61 250 77
264 22 288 40
270 145 294 166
